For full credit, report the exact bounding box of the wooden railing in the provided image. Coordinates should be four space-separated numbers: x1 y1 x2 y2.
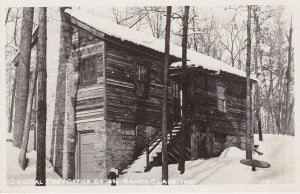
145 131 162 169
144 122 180 169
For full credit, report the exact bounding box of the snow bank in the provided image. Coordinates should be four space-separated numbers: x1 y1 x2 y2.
219 147 245 158
6 131 294 185
65 9 257 81
6 134 64 186
121 134 294 185
6 132 12 140
123 142 162 174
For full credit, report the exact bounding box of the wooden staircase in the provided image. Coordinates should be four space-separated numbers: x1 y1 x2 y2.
122 122 192 175
143 122 191 172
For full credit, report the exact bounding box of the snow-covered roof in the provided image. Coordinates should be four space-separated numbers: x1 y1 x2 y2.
65 9 257 81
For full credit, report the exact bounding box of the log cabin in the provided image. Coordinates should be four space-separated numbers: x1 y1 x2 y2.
10 8 257 181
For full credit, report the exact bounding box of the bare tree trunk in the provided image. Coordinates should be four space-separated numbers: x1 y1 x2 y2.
266 110 269 133
5 7 11 25
161 6 172 185
191 7 198 52
285 20 292 135
245 5 253 160
13 7 34 148
277 79 284 134
238 58 242 70
36 7 47 186
267 59 273 134
178 6 189 174
231 53 235 67
253 6 263 141
19 64 38 170
8 67 18 133
288 98 294 135
272 111 277 134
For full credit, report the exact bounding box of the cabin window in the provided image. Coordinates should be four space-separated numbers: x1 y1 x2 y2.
134 62 149 98
172 77 180 99
217 85 226 112
171 76 181 122
118 122 137 137
80 57 97 86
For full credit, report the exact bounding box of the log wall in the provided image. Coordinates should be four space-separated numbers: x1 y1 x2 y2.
191 71 249 136
189 69 254 156
105 41 169 127
72 28 105 124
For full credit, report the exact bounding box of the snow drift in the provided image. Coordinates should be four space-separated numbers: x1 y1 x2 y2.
6 133 294 185
120 134 294 185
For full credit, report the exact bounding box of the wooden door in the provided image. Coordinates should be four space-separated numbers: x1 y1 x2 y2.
79 132 98 180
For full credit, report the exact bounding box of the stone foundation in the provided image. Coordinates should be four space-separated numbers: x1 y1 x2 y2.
210 132 251 157
105 121 157 175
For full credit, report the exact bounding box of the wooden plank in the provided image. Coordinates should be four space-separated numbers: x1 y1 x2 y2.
80 162 97 173
79 132 97 179
81 154 96 163
105 43 167 126
81 132 94 142
81 144 94 153
189 71 250 137
76 114 104 122
75 117 104 124
76 109 103 117
72 42 103 52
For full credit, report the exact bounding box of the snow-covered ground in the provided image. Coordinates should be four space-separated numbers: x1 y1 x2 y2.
6 133 65 186
119 134 295 185
6 133 295 186
123 142 162 174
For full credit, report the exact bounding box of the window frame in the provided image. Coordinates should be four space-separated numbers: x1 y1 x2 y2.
216 84 227 113
118 122 137 137
79 56 97 86
134 60 149 98
172 76 180 99
171 76 181 121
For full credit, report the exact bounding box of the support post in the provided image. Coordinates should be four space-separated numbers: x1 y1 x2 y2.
146 145 149 169
246 5 253 160
161 6 172 184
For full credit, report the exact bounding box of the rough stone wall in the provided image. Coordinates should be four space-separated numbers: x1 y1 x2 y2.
45 8 61 163
106 121 157 175
225 135 247 150
106 121 136 175
51 10 76 179
62 59 77 179
210 132 251 157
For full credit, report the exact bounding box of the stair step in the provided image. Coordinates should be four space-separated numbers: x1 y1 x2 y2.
170 147 180 156
168 152 179 162
124 122 191 173
185 146 191 153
